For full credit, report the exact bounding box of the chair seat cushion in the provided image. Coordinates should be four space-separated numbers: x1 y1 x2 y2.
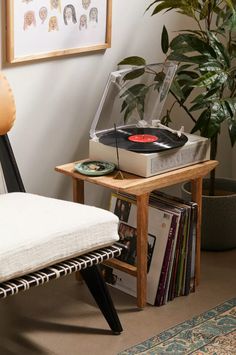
0 192 119 282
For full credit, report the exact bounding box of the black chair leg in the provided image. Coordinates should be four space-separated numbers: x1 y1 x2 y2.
80 265 123 334
0 135 25 192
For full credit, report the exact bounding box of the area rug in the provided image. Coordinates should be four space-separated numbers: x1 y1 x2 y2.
119 298 236 354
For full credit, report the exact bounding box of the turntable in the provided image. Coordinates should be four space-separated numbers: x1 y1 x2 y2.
89 63 210 177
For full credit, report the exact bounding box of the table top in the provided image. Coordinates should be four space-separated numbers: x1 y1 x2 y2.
55 159 218 196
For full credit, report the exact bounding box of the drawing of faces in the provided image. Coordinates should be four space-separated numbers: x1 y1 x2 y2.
39 7 48 24
48 16 59 31
63 5 77 25
50 0 61 12
23 11 36 30
82 0 91 10
79 14 87 30
89 7 98 23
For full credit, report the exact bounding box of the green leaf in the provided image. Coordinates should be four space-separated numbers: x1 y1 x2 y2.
118 56 146 66
206 101 229 137
161 25 169 54
189 86 221 112
190 100 210 112
225 98 236 117
176 71 199 89
120 84 148 98
123 68 145 81
120 83 149 122
161 110 172 126
124 102 136 122
207 31 231 67
199 61 223 73
170 79 185 100
192 72 228 88
136 99 145 120
170 35 193 53
180 85 194 102
191 99 229 138
222 11 236 31
228 76 236 91
177 70 198 79
191 109 211 135
151 0 198 18
191 87 219 104
145 0 161 13
151 1 180 15
168 53 208 64
154 71 166 90
227 116 236 146
120 100 128 113
176 64 192 73
170 34 216 58
177 74 194 85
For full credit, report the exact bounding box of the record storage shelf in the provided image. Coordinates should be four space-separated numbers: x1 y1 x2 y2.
55 159 218 308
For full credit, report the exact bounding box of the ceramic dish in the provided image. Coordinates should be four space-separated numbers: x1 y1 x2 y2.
74 160 116 176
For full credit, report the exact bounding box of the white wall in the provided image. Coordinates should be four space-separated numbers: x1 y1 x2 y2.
0 1 233 206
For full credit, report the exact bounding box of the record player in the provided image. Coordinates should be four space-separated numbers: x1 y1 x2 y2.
89 63 210 177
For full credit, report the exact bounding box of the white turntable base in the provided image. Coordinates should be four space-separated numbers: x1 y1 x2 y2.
89 133 210 178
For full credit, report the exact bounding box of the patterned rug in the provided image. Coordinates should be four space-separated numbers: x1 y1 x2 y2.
118 298 236 354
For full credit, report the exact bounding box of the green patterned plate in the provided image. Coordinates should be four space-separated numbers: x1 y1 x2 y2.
74 160 116 176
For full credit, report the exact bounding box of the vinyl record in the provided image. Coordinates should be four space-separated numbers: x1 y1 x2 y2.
99 127 188 153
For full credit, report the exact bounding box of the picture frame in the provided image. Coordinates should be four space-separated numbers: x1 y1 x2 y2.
6 0 112 63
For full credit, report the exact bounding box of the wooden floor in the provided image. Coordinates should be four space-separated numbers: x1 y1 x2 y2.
0 249 235 355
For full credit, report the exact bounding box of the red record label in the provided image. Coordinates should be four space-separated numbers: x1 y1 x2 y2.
128 134 158 143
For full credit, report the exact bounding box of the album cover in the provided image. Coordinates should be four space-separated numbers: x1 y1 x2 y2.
148 197 182 306
151 191 197 300
107 193 176 305
115 222 156 272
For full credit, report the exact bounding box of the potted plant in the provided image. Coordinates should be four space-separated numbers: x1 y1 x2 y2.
118 0 236 250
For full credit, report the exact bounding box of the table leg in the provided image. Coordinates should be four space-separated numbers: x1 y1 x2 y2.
191 178 203 286
136 193 149 308
72 178 84 203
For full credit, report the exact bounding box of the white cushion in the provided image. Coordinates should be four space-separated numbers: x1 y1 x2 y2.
0 193 119 282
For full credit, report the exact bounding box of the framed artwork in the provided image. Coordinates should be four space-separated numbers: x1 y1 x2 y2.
6 0 112 63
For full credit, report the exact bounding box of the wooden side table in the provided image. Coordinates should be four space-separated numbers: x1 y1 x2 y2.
55 160 218 308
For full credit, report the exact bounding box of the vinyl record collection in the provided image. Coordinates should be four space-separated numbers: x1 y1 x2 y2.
103 191 198 306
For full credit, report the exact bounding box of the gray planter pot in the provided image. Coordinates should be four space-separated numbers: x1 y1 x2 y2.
181 178 236 251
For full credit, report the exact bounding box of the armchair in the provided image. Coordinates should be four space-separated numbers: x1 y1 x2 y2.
0 72 122 335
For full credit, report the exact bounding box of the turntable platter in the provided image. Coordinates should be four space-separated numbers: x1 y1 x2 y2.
99 127 188 153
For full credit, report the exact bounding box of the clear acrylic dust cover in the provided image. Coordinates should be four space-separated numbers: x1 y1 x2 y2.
90 62 177 140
